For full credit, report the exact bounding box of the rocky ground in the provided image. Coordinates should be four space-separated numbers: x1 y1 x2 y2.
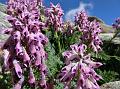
0 3 10 48
101 81 120 89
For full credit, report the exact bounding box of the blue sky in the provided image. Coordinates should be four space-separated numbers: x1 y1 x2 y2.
0 0 120 25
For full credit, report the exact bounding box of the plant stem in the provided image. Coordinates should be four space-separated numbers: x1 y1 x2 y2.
109 29 120 42
55 31 61 54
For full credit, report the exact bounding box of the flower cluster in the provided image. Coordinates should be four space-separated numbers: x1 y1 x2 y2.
2 0 103 88
112 17 120 30
59 11 103 89
3 0 48 89
75 11 102 53
59 43 102 89
46 3 64 32
75 11 89 30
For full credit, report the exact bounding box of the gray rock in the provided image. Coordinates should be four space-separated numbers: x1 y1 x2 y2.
0 3 7 13
99 33 120 44
0 11 11 29
88 16 115 33
101 81 120 89
0 11 10 48
99 33 114 41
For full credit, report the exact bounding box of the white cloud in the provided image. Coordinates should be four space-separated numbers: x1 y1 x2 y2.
65 2 93 22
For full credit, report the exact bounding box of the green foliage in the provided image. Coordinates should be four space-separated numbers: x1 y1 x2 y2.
45 42 64 88
97 69 119 84
91 51 111 61
62 28 82 50
0 72 12 89
54 80 64 89
92 42 120 85
45 42 63 78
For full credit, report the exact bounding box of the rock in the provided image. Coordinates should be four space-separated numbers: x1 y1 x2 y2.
0 3 6 13
0 11 11 29
99 33 120 44
101 81 120 89
0 11 10 48
99 33 114 41
88 16 115 33
100 23 115 33
88 16 104 23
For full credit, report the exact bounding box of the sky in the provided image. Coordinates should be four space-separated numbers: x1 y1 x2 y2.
0 0 120 25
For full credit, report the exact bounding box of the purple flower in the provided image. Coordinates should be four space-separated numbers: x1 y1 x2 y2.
22 26 29 38
76 74 85 89
62 44 86 64
3 50 9 69
13 76 24 89
59 63 78 82
59 11 103 88
112 17 120 30
37 32 48 45
62 51 79 65
34 51 42 66
13 31 21 42
3 0 48 89
22 49 30 64
7 16 17 25
40 72 47 89
83 58 102 68
75 11 102 52
28 68 35 84
46 3 64 32
15 42 23 56
13 60 23 78
4 28 13 34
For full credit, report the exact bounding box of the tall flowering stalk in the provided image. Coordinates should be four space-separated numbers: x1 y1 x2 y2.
111 17 120 41
46 3 64 32
59 11 103 89
112 17 120 30
2 0 48 89
75 11 102 53
46 3 64 53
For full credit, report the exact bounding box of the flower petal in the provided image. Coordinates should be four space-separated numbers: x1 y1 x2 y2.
13 60 23 78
